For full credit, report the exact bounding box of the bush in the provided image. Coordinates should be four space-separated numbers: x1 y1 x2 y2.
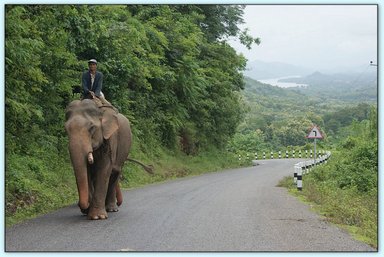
6 153 77 226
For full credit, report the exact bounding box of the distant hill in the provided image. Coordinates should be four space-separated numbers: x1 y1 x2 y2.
279 70 377 90
244 60 314 80
279 70 377 102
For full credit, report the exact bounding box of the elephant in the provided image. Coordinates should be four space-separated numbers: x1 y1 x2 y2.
65 98 153 220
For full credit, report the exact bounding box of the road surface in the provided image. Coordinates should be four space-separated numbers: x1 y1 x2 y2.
5 159 375 251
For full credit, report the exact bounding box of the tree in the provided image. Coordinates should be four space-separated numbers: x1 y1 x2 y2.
5 6 48 154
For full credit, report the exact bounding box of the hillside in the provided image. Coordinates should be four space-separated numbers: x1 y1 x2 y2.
280 70 377 102
244 59 313 80
228 76 376 152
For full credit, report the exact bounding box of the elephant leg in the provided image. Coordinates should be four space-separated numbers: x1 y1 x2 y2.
81 166 96 215
116 182 123 206
88 164 110 220
105 170 120 212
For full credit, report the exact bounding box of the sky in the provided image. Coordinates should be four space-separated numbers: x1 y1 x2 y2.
229 5 378 72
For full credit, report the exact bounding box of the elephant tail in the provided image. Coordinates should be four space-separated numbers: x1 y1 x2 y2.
127 158 154 174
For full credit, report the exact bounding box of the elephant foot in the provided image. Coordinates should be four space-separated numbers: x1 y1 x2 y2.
78 202 90 215
106 204 119 212
87 208 108 220
80 207 89 215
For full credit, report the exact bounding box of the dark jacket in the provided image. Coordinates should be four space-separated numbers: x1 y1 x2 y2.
81 70 103 98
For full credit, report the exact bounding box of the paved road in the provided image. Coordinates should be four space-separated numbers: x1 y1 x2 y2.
6 159 375 251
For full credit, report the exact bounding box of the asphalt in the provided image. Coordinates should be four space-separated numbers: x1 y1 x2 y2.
5 159 376 252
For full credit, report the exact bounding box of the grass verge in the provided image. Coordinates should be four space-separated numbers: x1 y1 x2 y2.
6 148 244 227
278 175 377 249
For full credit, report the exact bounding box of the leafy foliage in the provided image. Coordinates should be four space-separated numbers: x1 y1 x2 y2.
302 113 377 247
228 78 324 152
229 76 376 154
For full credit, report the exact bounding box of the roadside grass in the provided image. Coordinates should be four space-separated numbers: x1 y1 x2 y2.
6 147 243 227
5 154 78 227
121 148 243 189
278 175 377 249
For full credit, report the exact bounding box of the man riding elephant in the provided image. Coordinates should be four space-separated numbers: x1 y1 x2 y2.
81 59 111 106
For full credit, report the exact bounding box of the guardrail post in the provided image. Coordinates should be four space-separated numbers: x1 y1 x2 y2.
263 152 266 159
293 151 331 191
297 165 303 191
255 152 258 160
299 150 302 158
271 151 274 159
292 150 295 158
304 161 308 174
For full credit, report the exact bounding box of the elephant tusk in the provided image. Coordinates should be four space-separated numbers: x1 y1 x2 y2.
88 152 94 164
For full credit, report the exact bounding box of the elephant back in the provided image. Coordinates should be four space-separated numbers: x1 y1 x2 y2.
91 97 119 114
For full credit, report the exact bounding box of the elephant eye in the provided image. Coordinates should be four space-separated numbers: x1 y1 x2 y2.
89 124 97 135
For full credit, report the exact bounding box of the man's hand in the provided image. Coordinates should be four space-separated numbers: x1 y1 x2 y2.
89 91 96 99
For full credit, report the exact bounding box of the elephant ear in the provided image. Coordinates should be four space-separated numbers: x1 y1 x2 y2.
101 113 119 140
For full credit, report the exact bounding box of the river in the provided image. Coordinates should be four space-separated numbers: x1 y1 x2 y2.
258 76 308 88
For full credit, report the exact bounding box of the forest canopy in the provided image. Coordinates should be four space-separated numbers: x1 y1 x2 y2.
5 4 260 156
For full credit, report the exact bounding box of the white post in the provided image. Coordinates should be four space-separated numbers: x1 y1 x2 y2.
314 138 317 166
297 165 303 191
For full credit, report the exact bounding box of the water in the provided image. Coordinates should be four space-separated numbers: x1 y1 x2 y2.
258 76 308 88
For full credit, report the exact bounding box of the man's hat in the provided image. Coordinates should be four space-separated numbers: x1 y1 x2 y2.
88 59 97 64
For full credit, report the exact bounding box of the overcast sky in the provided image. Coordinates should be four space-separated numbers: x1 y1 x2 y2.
229 5 377 72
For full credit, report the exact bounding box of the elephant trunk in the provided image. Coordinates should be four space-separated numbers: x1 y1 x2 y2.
68 138 92 211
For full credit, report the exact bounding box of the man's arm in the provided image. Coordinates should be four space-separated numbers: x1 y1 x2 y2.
93 72 103 97
81 72 90 95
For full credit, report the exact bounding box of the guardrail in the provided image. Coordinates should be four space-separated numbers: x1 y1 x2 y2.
294 151 331 190
237 150 327 164
251 149 323 160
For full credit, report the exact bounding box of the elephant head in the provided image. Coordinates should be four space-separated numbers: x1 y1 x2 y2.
64 99 119 212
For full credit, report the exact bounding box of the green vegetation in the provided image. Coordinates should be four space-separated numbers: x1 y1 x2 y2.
278 109 377 248
5 4 259 226
228 77 375 153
